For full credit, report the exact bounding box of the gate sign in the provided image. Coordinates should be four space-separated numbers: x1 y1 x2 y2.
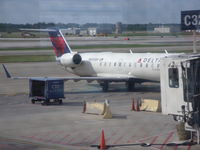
181 10 200 30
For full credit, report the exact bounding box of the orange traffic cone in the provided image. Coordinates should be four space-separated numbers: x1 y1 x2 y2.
136 100 140 111
131 98 135 111
99 129 107 150
82 101 86 113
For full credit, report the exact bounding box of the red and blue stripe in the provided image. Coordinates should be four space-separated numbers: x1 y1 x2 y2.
48 30 71 57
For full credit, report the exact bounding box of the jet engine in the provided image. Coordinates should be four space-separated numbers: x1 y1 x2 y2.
60 53 82 67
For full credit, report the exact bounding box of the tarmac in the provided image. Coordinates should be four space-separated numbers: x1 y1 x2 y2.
0 62 200 150
0 35 199 49
0 36 199 56
0 46 198 56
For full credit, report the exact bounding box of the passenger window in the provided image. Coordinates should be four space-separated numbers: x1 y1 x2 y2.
146 63 148 68
169 68 179 88
114 62 116 66
129 63 131 67
140 63 142 67
157 64 160 68
119 62 121 67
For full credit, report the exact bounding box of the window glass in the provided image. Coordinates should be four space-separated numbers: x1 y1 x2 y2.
119 62 121 67
157 64 160 68
169 68 179 88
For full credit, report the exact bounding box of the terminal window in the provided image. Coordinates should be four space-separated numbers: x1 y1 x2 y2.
169 68 179 88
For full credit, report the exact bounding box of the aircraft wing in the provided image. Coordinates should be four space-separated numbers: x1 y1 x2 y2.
2 64 130 82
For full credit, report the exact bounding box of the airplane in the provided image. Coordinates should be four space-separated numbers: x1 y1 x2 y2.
2 28 180 92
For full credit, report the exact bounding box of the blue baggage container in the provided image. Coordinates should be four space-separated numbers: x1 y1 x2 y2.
29 78 65 105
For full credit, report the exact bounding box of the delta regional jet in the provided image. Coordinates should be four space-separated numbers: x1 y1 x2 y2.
3 29 179 92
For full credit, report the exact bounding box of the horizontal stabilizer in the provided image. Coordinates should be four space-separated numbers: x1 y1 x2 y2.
20 28 57 32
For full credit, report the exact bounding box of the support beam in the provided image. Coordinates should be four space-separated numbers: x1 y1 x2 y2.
193 30 197 53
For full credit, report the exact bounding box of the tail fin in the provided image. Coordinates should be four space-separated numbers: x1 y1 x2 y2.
20 28 72 57
48 29 72 57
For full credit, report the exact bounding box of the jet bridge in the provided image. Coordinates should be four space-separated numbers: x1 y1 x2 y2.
160 54 200 143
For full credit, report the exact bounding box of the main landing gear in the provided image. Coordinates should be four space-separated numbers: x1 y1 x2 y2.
100 81 109 92
100 80 135 92
126 81 135 92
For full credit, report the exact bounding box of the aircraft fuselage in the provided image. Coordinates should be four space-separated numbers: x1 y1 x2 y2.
63 52 172 82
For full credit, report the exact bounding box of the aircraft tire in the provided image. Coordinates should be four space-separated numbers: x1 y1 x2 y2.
59 99 63 105
102 81 109 92
31 99 35 104
42 99 49 106
127 81 135 91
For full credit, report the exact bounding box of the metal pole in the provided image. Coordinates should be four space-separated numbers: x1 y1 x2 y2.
193 30 197 53
196 125 200 144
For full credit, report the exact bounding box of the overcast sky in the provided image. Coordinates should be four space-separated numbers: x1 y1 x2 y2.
0 0 199 24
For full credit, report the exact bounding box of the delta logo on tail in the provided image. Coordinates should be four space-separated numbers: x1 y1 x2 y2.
49 30 70 57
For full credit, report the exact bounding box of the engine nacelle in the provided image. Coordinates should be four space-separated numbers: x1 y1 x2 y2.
60 53 82 67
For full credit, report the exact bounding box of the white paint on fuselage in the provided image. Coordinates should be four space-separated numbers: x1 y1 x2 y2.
64 52 179 82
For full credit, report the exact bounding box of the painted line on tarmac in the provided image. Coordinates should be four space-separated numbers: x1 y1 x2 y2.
158 131 174 150
90 135 100 145
150 136 159 145
112 135 125 145
75 130 98 146
46 131 64 143
56 129 79 145
62 131 82 145
135 130 176 150
112 131 128 145
65 128 97 146
137 130 175 143
52 133 71 144
0 144 13 149
37 131 56 143
106 130 118 143
187 145 191 150
173 145 178 150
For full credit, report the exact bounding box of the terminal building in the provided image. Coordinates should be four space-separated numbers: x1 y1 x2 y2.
88 27 112 36
63 28 80 35
154 26 170 33
115 22 122 34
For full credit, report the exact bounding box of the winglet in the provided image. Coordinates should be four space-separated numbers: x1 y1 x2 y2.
164 49 168 54
2 64 11 78
130 49 134 54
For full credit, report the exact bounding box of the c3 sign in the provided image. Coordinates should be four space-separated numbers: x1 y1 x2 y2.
181 10 200 30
